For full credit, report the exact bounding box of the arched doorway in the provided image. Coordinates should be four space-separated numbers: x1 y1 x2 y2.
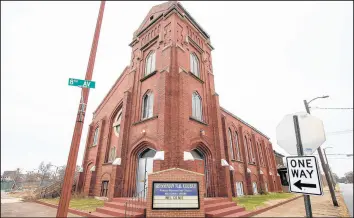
136 148 156 197
190 149 209 196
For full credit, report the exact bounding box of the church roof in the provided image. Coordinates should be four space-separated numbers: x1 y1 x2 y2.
133 1 210 40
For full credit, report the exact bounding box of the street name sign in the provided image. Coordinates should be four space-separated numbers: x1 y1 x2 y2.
68 78 96 89
286 156 323 196
152 182 199 209
276 112 326 155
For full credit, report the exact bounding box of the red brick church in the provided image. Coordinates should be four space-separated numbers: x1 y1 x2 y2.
76 1 282 201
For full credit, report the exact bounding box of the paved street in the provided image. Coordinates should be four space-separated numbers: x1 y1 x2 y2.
254 189 347 217
339 183 353 217
1 191 79 217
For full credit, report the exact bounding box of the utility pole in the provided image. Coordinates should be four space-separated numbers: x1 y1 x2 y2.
323 148 336 189
303 99 338 207
56 1 105 217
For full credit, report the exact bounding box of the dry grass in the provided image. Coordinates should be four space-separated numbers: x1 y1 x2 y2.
38 197 105 212
7 190 37 201
233 192 295 211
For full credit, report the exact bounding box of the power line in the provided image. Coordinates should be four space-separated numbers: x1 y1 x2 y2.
326 130 353 135
314 107 353 110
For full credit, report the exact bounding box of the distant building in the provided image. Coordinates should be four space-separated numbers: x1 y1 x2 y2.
273 150 286 169
273 151 289 192
1 171 17 181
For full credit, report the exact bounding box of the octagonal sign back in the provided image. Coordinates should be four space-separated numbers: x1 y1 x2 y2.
276 112 326 155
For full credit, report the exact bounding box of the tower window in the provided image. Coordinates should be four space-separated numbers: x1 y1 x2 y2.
190 53 200 78
93 127 99 146
192 92 202 121
108 147 116 163
150 15 154 21
145 51 156 76
142 91 154 119
113 108 123 136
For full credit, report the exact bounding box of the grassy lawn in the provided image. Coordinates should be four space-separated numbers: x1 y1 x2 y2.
233 192 295 211
38 197 105 212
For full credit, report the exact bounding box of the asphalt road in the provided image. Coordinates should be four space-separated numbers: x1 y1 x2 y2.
339 183 353 217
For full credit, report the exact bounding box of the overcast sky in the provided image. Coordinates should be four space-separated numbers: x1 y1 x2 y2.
1 1 353 177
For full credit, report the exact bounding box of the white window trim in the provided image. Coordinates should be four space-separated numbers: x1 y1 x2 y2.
113 109 123 137
142 92 154 119
235 132 241 161
145 51 156 76
92 127 99 146
252 182 258 195
228 129 235 160
192 92 202 121
236 182 244 197
249 139 255 164
108 147 116 163
190 53 200 78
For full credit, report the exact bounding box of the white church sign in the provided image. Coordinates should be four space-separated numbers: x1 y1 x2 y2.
152 182 199 209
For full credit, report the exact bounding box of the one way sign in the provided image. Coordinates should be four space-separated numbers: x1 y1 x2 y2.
286 156 323 195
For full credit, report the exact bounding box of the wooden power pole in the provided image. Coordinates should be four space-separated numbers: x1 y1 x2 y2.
56 1 105 217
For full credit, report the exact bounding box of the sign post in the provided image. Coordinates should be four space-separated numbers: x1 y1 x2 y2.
293 115 313 218
276 113 328 218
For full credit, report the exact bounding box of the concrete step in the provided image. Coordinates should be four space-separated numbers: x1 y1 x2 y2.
89 211 114 217
104 201 146 211
204 197 229 205
111 197 131 203
206 205 245 217
205 201 237 212
96 207 143 217
224 210 253 217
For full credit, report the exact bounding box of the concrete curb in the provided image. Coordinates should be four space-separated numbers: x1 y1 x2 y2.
248 195 303 217
35 200 92 217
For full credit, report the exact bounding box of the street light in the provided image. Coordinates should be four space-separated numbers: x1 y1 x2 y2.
323 147 336 189
304 95 338 207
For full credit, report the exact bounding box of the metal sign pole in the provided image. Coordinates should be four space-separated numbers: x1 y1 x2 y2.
293 115 313 218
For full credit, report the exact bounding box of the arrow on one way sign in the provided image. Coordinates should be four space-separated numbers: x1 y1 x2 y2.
294 180 316 190
286 156 323 196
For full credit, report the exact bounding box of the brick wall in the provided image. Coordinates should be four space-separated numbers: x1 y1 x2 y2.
77 1 282 198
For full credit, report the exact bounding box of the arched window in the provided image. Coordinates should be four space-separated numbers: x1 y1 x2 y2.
190 149 204 160
93 127 99 146
228 129 235 160
145 51 156 76
244 136 249 163
235 132 241 161
258 143 264 166
108 146 116 163
113 108 123 136
142 91 154 119
190 53 200 77
192 92 202 120
249 139 254 163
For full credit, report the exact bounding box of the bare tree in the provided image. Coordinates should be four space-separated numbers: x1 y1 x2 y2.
345 171 353 183
38 162 52 186
56 165 81 181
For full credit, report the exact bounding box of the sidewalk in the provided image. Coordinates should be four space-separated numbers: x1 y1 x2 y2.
254 188 350 217
1 191 79 217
